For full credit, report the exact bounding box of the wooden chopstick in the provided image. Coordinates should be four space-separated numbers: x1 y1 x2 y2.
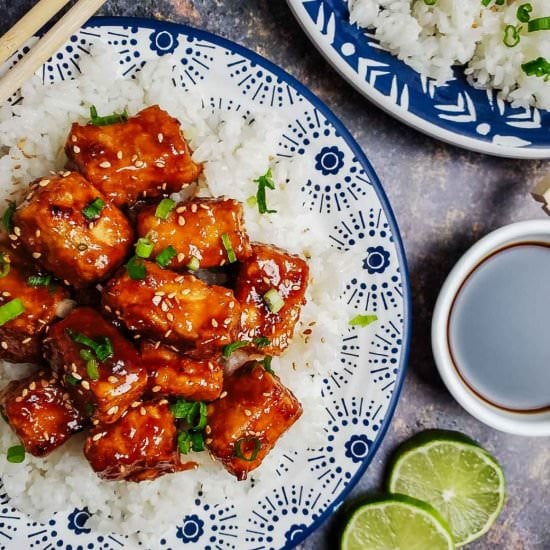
0 0 107 106
0 0 73 67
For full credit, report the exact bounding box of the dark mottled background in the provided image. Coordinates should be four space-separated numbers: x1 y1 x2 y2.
1 1 549 548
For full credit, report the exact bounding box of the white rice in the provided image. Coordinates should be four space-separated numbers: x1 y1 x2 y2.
0 45 354 544
349 0 550 109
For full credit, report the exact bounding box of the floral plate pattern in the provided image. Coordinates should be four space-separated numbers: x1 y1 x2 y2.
287 0 550 159
0 17 410 549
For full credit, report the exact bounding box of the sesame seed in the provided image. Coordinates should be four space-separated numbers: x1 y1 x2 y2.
108 376 118 384
177 253 185 263
99 161 111 168
244 409 252 416
41 379 49 388
92 432 104 441
140 407 146 416
131 154 138 162
208 361 214 371
81 380 90 390
117 150 123 160
167 312 174 322
135 160 145 168
175 275 185 283
220 391 228 399
8 234 17 241
21 388 28 397
35 229 41 237
164 329 172 338
199 204 210 210
92 419 99 425
167 292 176 299
181 288 191 296
191 204 197 213
133 334 141 340
229 301 235 309
154 161 165 168
0 341 7 350
104 304 112 312
152 385 161 393
176 206 186 213
39 179 50 187
161 302 169 312
15 396 22 402
13 226 21 236
152 295 162 306
62 171 71 177
2 291 10 297
211 319 218 328
154 341 161 350
161 183 167 190
29 381 36 391
72 372 82 380
157 133 164 143
32 252 41 259
159 399 168 405
71 135 77 143
73 145 81 154
178 216 185 226
205 438 213 445
107 405 119 415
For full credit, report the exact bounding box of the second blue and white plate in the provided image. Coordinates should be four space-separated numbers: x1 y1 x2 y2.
288 0 550 159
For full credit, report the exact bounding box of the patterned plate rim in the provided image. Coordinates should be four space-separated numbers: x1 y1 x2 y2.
286 0 550 160
24 16 412 549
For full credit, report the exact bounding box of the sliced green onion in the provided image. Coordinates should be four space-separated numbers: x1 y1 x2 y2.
0 298 24 327
234 436 261 461
177 431 191 454
82 197 105 220
65 374 80 386
517 3 533 23
263 288 285 314
27 275 52 287
521 56 550 79
85 403 96 417
262 356 274 375
135 238 154 259
89 105 128 126
222 336 270 358
481 0 504 5
126 255 147 280
0 253 10 279
222 341 249 357
68 330 113 363
156 245 177 268
221 233 237 263
6 444 25 463
503 24 522 47
528 17 550 32
85 357 99 380
186 256 200 271
189 431 205 452
170 399 208 431
246 195 257 208
155 198 176 219
424 0 437 5
349 314 378 327
253 168 277 215
95 337 113 362
2 201 15 233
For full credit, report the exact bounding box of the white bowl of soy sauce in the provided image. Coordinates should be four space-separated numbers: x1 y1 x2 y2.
432 220 550 436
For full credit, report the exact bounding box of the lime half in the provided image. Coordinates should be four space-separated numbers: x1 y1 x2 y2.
388 430 506 546
340 494 454 550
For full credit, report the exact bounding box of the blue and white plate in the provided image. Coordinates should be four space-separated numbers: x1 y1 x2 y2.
0 17 410 549
287 0 550 159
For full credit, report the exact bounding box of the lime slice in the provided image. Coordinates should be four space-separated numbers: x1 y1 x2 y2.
387 430 506 547
341 494 455 550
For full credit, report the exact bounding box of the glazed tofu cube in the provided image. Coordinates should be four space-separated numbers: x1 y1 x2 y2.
12 172 133 289
206 361 302 480
0 247 70 363
66 105 202 207
140 341 223 401
84 399 196 481
0 372 85 457
102 261 240 351
43 307 147 424
136 197 252 270
234 243 309 355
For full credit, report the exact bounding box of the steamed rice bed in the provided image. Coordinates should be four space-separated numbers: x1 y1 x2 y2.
349 0 550 110
0 45 353 545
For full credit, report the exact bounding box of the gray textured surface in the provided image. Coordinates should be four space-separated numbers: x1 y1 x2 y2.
1 1 550 548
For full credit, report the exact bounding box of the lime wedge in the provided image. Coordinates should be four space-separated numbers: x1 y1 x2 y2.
387 430 506 546
340 494 454 550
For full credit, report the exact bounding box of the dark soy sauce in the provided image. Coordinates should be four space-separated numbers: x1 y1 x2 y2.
448 243 550 413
